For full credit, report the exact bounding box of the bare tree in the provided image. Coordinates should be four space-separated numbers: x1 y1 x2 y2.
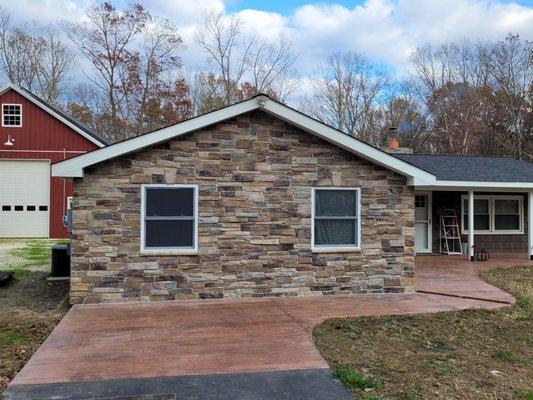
0 7 74 104
485 34 532 160
410 40 493 155
375 81 431 151
309 51 390 139
409 37 532 159
121 17 189 135
248 33 297 94
37 27 75 103
63 2 150 132
63 2 189 139
194 10 254 105
194 10 298 106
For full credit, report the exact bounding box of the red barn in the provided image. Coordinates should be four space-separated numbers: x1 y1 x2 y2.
0 84 107 238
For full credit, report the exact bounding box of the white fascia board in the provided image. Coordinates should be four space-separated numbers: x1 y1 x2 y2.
53 96 437 182
0 84 106 148
52 97 260 177
415 180 533 192
262 100 437 184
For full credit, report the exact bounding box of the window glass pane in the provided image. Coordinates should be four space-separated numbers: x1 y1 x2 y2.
495 215 520 230
463 198 489 214
145 220 194 248
475 199 489 213
314 219 356 246
474 215 490 230
415 195 428 221
415 195 426 208
464 215 490 231
146 188 194 217
315 190 357 217
495 199 518 214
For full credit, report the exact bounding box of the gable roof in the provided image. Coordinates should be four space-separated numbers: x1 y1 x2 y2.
51 94 437 184
0 83 108 147
395 154 533 183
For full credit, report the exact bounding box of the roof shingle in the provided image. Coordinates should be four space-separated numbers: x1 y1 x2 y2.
394 154 533 183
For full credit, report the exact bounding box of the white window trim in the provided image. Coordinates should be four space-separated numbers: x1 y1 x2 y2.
311 187 361 253
140 184 199 255
2 103 22 127
461 194 524 235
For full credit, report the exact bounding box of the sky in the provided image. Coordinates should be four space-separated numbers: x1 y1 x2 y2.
3 0 533 93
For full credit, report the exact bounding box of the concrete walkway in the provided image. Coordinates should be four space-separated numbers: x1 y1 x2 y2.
415 253 526 303
4 254 530 399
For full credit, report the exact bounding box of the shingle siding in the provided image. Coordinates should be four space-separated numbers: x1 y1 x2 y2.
431 191 528 253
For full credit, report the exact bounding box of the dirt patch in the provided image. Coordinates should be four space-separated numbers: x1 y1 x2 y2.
0 240 70 391
313 266 533 400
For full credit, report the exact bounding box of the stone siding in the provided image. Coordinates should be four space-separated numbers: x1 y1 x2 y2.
71 110 415 304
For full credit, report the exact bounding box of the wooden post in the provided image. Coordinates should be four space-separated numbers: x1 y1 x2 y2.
468 190 475 261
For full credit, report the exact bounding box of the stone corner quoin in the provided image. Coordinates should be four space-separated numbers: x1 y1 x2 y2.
70 109 415 304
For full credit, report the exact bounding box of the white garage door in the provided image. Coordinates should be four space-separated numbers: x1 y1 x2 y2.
0 160 50 237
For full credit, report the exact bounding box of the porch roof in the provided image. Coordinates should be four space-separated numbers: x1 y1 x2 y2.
396 154 533 190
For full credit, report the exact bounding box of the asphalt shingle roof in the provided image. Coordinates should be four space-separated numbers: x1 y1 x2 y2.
394 154 533 183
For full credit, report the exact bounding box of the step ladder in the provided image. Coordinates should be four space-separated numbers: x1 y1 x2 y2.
439 209 463 255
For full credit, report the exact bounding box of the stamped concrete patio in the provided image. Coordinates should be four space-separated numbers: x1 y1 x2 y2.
4 254 530 400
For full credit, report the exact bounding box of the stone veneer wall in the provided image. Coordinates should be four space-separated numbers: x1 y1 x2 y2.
71 110 415 304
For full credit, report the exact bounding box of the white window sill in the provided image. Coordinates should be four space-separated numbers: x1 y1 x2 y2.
311 246 361 253
140 249 198 256
461 231 524 235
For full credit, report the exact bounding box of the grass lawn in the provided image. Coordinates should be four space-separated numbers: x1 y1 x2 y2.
313 265 532 400
0 240 70 390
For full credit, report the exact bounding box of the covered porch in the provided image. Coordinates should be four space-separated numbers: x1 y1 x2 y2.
393 153 533 261
414 190 533 260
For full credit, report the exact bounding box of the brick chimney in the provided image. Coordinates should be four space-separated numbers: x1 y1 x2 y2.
382 126 413 154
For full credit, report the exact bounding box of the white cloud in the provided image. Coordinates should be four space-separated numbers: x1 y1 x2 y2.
236 9 289 39
2 0 86 23
288 0 533 76
3 0 532 82
142 0 224 25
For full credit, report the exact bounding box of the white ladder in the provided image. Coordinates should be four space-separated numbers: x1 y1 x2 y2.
439 210 463 255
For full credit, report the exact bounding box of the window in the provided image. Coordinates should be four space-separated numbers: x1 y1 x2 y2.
494 198 521 231
14 205 23 211
67 197 73 210
27 206 36 211
312 188 361 252
1 205 10 211
141 184 198 253
2 104 22 127
462 197 490 232
461 195 523 234
39 205 48 211
415 195 426 208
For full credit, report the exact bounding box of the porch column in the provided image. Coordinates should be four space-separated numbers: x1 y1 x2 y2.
529 191 533 260
468 190 475 261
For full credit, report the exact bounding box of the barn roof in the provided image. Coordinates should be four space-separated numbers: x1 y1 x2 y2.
0 83 108 147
